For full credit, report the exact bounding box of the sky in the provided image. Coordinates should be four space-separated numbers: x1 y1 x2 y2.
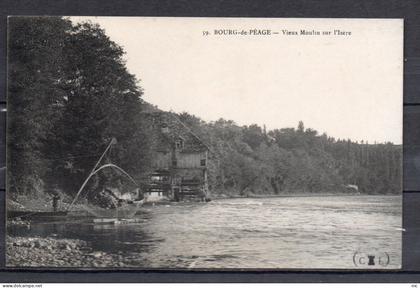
71 17 403 144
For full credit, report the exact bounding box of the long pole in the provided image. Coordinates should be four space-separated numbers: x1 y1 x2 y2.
67 138 117 211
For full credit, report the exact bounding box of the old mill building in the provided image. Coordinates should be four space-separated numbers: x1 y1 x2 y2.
142 111 210 202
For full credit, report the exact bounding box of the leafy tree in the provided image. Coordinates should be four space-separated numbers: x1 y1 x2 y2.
52 22 151 196
242 124 265 150
8 18 152 201
8 17 72 196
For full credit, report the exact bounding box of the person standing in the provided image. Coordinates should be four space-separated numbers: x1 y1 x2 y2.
52 193 60 212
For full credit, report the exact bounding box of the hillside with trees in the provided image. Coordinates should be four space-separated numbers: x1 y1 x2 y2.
176 113 401 196
7 17 401 207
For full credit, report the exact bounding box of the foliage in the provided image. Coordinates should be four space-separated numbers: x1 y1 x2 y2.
176 112 402 196
8 17 72 196
8 17 151 199
8 17 401 202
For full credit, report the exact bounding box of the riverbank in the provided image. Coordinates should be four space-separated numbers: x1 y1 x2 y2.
6 236 125 268
7 193 90 218
7 189 78 212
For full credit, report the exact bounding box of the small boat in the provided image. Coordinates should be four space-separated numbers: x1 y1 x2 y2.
92 217 144 224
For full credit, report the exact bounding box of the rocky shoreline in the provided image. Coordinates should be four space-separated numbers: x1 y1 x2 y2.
7 236 127 268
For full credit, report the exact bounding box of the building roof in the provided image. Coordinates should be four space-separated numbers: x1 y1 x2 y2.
142 111 209 153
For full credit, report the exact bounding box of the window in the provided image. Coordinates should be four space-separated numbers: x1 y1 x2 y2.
172 160 177 167
200 159 206 166
175 139 184 150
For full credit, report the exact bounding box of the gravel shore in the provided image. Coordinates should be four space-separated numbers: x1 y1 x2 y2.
7 236 127 268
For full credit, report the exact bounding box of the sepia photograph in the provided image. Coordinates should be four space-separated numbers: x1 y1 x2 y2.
6 17 403 269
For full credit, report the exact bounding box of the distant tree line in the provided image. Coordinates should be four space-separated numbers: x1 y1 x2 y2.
8 17 401 202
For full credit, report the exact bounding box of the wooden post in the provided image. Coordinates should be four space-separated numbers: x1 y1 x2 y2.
203 150 209 197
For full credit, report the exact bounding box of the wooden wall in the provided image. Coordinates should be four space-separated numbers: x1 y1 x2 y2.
176 151 207 169
152 151 207 169
152 151 172 169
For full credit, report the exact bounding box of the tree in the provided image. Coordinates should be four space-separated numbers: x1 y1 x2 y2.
52 21 151 196
242 124 265 150
298 121 305 132
8 18 152 200
8 17 72 196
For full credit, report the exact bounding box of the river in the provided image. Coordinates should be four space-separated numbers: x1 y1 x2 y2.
8 195 402 269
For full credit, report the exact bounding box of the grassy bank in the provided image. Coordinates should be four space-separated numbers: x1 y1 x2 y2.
7 191 88 214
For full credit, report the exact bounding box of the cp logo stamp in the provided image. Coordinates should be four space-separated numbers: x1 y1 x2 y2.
353 251 390 267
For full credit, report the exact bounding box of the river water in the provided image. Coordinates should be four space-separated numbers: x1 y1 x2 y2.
9 195 402 269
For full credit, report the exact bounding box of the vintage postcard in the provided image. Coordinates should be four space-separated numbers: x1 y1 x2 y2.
6 17 403 269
